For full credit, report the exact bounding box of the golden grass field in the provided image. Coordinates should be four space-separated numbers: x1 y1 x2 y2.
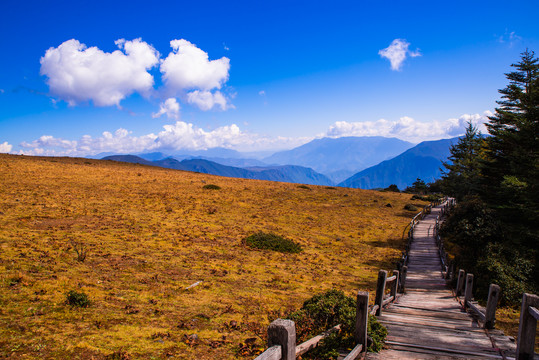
0 153 431 359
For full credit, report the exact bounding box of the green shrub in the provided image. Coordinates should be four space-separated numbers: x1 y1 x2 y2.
202 184 221 190
65 290 90 307
287 290 387 358
243 232 302 253
404 204 418 211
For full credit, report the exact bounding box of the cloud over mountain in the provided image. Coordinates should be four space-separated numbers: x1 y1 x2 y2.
324 112 491 143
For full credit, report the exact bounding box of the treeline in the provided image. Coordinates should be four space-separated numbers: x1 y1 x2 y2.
438 50 538 306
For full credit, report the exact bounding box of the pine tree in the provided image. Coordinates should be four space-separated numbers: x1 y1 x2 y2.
441 121 484 201
482 49 539 249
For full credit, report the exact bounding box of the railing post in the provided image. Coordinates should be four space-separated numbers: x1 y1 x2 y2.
400 265 408 292
485 284 500 329
267 319 296 360
374 270 388 316
456 269 465 297
464 273 474 309
516 293 539 360
390 270 399 299
354 291 369 352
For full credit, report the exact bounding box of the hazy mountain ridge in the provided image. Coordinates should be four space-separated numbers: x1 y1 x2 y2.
338 137 458 190
263 136 414 182
103 155 333 185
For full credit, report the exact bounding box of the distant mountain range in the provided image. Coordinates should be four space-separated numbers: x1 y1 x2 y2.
263 136 414 183
102 155 333 186
99 136 459 189
338 137 457 190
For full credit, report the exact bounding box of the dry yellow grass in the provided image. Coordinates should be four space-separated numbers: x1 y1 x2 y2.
0 154 427 359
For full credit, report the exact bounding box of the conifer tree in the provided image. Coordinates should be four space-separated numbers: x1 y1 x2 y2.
482 49 538 248
441 121 484 201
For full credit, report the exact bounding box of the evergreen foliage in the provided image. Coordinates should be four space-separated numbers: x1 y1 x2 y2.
441 122 485 201
441 50 539 305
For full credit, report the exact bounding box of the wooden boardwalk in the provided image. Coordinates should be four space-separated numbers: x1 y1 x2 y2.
367 203 518 360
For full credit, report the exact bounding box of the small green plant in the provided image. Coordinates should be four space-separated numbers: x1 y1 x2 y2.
72 241 88 262
243 232 302 253
404 204 418 211
286 290 387 358
297 185 311 190
202 184 221 190
65 290 90 307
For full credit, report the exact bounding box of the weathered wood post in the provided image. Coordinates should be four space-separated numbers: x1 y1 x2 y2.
464 273 474 309
400 265 408 292
390 270 399 300
374 270 388 316
354 291 369 352
456 269 465 296
267 319 296 360
485 284 501 329
516 293 539 360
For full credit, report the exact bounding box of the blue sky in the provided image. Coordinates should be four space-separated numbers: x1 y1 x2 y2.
1 0 538 156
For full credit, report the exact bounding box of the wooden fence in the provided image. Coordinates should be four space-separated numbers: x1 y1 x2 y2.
254 198 445 360
434 199 538 360
254 269 402 360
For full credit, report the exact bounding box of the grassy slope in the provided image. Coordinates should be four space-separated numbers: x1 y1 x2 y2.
0 155 427 359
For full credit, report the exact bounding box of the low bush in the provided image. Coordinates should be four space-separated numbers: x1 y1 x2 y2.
243 232 302 253
202 184 221 190
404 204 418 211
65 290 91 307
297 185 311 190
287 290 387 358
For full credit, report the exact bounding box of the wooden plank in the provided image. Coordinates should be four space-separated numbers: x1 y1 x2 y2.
295 324 340 356
342 344 363 360
254 345 281 360
466 301 486 322
529 305 539 320
385 340 504 358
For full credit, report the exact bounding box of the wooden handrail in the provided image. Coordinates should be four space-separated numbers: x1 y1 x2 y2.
295 324 341 356
254 345 282 360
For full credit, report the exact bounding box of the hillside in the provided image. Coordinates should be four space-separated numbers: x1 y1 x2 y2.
264 136 414 182
104 155 333 186
0 154 427 359
339 137 457 190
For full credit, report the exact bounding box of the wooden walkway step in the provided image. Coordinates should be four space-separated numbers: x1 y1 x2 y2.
366 203 519 360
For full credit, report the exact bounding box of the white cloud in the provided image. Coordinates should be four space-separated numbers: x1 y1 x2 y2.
259 90 265 96
160 39 232 110
378 39 421 71
324 112 491 143
18 121 307 156
186 90 230 111
40 38 160 107
497 30 522 48
0 142 12 153
152 98 181 119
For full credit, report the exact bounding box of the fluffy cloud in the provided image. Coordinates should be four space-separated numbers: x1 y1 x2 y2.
40 38 160 107
18 121 307 156
378 39 421 71
160 39 231 110
324 112 492 143
186 90 230 111
0 142 12 153
152 98 181 119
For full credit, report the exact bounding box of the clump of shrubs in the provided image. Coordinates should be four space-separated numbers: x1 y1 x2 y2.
286 290 387 358
404 204 418 211
65 290 91 307
297 185 311 190
411 194 440 202
203 184 221 190
243 232 302 253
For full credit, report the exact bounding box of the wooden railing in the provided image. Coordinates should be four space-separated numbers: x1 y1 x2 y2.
256 197 449 359
254 269 404 360
434 198 537 360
